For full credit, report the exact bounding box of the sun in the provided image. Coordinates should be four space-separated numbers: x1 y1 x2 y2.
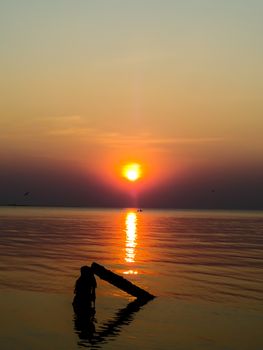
122 163 141 182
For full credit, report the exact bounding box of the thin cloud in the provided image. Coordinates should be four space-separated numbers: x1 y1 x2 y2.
0 113 224 149
96 133 224 146
47 127 95 137
45 125 224 148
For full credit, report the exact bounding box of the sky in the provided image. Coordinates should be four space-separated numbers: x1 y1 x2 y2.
0 0 263 209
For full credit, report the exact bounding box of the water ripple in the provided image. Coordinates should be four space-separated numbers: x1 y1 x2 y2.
0 208 263 309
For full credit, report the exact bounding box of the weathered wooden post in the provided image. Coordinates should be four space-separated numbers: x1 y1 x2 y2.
91 262 155 300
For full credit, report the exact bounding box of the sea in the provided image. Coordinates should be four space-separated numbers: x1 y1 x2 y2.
0 207 262 350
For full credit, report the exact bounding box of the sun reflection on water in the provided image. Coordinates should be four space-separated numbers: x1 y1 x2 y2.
124 211 138 275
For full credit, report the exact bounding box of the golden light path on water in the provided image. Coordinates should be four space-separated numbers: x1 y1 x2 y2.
123 211 138 275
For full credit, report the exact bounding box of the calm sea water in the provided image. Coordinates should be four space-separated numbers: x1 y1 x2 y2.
0 207 262 350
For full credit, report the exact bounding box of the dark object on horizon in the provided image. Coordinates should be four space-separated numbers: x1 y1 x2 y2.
24 191 30 196
91 262 155 300
137 208 143 212
73 266 97 312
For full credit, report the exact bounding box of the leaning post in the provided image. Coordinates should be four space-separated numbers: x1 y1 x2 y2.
91 262 155 300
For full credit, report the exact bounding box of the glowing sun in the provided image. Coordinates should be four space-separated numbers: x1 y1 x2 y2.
122 163 141 182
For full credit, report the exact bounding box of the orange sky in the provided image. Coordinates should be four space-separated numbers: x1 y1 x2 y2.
0 1 263 208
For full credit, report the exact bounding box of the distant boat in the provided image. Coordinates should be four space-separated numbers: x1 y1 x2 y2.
137 209 143 212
